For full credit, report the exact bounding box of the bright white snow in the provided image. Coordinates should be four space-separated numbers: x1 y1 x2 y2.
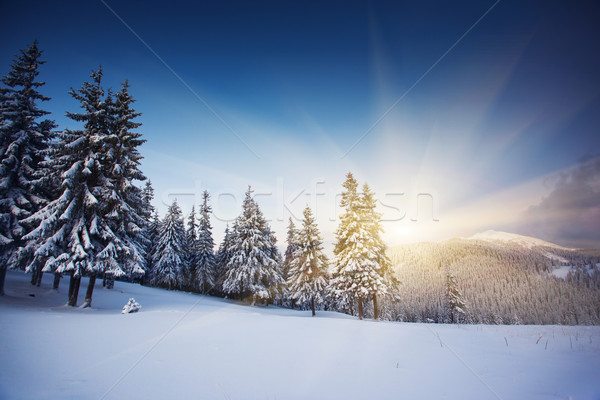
1 271 599 400
469 230 571 250
552 265 575 279
551 263 599 279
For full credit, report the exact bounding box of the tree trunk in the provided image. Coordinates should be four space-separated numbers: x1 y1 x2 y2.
0 266 7 296
35 271 43 287
83 275 96 308
357 297 364 320
311 298 316 317
68 274 81 306
373 294 379 321
68 273 75 299
52 273 61 290
31 268 38 285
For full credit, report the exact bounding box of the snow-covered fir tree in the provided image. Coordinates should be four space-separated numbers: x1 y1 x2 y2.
446 271 466 323
195 191 216 294
280 217 299 306
24 68 132 307
182 205 198 290
222 186 283 304
213 223 232 296
265 224 285 303
141 180 155 219
287 206 329 316
151 200 187 290
144 209 161 285
102 80 147 287
282 217 299 281
0 41 56 295
331 173 384 320
357 183 397 320
186 205 198 249
141 180 156 285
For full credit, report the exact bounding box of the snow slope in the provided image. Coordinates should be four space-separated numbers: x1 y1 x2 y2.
1 271 599 400
469 230 570 250
469 230 574 263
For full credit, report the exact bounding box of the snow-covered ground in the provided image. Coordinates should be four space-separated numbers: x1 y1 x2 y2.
1 271 599 400
551 263 600 279
469 230 571 251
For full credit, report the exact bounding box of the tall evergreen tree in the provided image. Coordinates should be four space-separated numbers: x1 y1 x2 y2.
358 183 396 320
264 224 284 303
282 217 299 281
141 180 155 285
223 186 283 304
186 205 198 249
195 191 216 294
184 205 198 289
446 271 467 323
331 173 382 320
102 81 147 290
141 180 155 220
281 217 299 305
144 209 161 285
287 206 329 316
0 41 55 295
23 68 128 307
151 200 187 289
213 223 233 296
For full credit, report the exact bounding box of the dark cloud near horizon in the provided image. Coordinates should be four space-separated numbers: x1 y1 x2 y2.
519 156 600 248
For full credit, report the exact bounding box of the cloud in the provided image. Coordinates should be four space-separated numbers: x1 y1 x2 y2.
519 156 600 248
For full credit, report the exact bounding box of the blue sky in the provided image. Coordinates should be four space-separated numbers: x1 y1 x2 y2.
1 0 599 248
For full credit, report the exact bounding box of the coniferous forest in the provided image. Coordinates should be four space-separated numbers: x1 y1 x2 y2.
1 42 599 325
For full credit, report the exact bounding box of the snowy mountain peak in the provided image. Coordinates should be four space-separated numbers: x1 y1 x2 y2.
468 230 569 250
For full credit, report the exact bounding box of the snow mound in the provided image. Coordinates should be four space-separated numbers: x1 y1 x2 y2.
122 298 141 314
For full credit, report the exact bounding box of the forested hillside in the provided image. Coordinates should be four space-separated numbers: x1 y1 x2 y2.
387 232 600 325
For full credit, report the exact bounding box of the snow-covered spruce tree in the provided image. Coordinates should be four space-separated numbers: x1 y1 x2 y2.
213 223 232 297
222 186 283 305
287 206 329 316
144 209 161 285
151 200 187 290
183 205 198 290
331 173 383 320
282 218 299 280
195 190 216 294
101 81 147 291
141 180 155 220
23 68 129 307
0 41 56 295
281 217 299 306
331 173 359 315
265 224 284 304
358 183 397 320
446 271 466 323
140 180 156 285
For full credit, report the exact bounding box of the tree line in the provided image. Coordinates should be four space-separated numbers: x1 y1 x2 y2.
143 173 397 320
0 42 396 320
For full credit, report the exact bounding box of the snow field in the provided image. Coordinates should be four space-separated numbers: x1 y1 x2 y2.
1 271 599 400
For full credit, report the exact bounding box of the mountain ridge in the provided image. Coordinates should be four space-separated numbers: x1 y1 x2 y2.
466 230 571 250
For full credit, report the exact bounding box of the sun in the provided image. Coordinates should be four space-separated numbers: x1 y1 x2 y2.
396 225 413 237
